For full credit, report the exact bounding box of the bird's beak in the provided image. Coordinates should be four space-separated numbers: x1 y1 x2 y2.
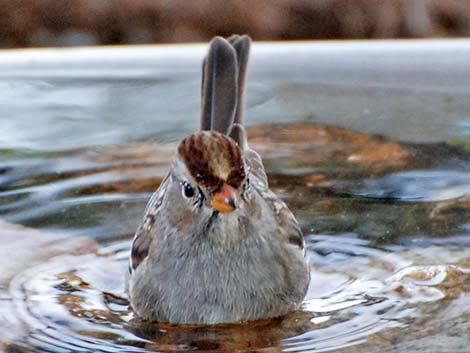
211 183 238 213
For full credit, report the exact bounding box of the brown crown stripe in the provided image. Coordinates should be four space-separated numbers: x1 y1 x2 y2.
178 131 245 192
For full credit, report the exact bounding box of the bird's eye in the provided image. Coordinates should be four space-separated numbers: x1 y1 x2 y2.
182 181 195 198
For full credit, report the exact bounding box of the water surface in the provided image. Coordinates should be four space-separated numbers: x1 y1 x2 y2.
0 41 469 352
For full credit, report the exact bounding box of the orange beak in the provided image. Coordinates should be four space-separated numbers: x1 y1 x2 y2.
211 183 238 213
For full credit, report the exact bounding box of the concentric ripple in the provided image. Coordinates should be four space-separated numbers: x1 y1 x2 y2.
3 235 468 353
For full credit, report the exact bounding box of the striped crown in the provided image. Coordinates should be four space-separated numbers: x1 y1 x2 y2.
177 131 246 192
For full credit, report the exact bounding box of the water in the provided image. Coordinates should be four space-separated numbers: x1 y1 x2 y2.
0 41 470 352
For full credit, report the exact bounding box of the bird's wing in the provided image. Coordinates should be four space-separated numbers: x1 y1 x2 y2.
244 146 305 252
260 187 305 252
129 175 168 273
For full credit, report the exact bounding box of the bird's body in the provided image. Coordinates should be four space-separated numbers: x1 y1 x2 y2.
127 36 310 324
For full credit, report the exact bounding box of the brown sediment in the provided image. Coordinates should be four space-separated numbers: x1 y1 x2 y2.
66 122 469 197
430 195 470 219
83 122 408 196
248 122 410 178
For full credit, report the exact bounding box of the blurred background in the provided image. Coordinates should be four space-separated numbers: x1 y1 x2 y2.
1 0 470 48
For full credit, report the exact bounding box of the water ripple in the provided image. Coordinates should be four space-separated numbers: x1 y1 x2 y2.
3 234 466 353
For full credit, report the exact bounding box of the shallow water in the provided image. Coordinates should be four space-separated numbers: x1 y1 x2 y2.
1 41 470 353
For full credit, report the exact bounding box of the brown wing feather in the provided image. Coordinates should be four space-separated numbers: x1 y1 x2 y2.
130 224 153 272
129 177 167 272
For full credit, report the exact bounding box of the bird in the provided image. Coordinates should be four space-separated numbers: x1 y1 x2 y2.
126 35 310 324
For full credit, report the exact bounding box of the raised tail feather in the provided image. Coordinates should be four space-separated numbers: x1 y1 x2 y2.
200 35 251 148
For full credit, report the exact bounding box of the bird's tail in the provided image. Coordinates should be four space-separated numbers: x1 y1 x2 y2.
200 35 251 148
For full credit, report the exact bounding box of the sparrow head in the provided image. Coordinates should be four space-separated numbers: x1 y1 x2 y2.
176 131 246 213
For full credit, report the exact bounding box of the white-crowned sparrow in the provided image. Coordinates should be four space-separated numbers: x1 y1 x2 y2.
126 35 310 324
